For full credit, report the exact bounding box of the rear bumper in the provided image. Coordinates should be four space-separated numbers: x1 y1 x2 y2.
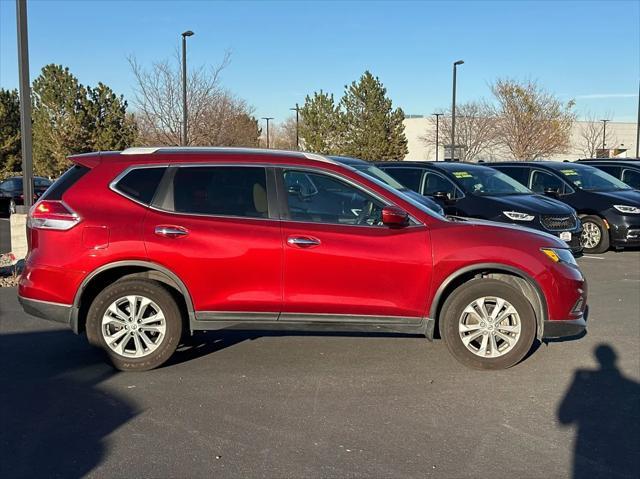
18 295 73 327
542 316 586 339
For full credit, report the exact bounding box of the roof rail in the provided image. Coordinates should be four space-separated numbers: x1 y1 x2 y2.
119 146 337 164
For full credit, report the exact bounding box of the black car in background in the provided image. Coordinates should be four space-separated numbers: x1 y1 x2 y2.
490 161 640 254
376 161 583 253
576 159 640 189
0 176 53 216
330 156 445 216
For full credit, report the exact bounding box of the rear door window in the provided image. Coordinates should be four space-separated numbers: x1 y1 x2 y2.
170 166 269 218
113 167 166 205
495 166 530 187
380 168 424 192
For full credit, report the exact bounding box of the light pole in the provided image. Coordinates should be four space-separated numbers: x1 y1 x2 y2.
636 81 640 158
262 117 274 148
290 104 300 149
451 59 464 161
600 119 610 154
181 30 194 146
16 0 33 211
433 113 443 161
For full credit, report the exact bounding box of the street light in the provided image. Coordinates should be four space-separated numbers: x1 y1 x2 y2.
290 104 300 150
636 80 639 158
262 117 274 148
451 59 464 162
600 119 610 153
432 113 443 161
181 30 194 146
16 0 33 211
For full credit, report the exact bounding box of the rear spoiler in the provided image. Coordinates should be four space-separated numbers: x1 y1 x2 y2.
67 151 118 168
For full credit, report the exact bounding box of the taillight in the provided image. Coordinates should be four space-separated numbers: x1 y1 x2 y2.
28 200 80 231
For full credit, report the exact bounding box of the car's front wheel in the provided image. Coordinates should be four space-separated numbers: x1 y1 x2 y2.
440 278 536 370
86 279 182 371
580 215 609 254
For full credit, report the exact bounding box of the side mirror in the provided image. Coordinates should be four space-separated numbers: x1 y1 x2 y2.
432 191 455 205
544 187 560 198
382 206 409 227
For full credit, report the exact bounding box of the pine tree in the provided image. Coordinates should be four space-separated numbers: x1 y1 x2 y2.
86 82 137 151
32 65 92 176
340 71 407 161
0 89 22 177
299 90 343 154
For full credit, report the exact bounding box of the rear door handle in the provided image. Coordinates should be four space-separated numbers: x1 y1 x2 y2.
287 236 321 247
155 225 189 238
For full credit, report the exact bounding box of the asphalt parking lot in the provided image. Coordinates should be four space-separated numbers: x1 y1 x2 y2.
1 252 638 479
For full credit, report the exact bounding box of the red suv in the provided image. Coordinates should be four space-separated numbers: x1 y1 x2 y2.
18 148 587 371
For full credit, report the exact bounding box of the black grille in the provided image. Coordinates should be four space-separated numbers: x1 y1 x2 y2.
541 215 577 231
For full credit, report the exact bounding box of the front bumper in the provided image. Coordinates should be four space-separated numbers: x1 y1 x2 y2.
607 214 640 247
542 315 587 339
18 295 73 326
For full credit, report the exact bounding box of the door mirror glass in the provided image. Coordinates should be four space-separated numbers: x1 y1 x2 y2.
432 191 455 204
382 206 409 227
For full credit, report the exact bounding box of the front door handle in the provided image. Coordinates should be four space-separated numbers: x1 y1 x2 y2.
287 236 321 247
155 225 189 238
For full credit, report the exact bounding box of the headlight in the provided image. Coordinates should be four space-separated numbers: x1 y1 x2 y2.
541 247 577 266
503 211 535 221
613 205 640 214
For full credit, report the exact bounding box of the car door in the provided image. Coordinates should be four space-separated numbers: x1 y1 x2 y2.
143 164 282 318
278 167 431 321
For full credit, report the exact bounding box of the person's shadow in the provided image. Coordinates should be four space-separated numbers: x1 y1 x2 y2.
557 344 640 479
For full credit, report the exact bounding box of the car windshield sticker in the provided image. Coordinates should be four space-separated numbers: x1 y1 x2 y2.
452 171 473 179
560 169 578 176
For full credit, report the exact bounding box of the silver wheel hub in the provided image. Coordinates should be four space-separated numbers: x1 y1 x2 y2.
581 222 601 249
458 296 521 358
101 295 166 358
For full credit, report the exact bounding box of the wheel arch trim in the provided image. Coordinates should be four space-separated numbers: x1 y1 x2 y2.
429 262 548 339
71 260 195 332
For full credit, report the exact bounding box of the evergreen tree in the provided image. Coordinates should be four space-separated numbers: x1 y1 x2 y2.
299 90 343 154
86 83 137 151
339 71 407 161
0 89 22 177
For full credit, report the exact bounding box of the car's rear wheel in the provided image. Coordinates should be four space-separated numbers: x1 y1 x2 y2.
86 279 182 371
440 279 536 370
580 215 609 254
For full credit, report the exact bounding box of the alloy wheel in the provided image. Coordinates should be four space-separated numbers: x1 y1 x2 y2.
458 296 522 358
101 295 166 358
581 221 601 249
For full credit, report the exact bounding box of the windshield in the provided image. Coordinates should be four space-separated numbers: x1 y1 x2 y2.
354 165 407 190
556 165 632 192
447 168 532 196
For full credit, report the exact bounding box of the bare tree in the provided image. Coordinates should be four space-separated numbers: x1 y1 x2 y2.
491 79 575 160
267 116 298 150
129 52 259 147
421 101 497 161
578 113 617 158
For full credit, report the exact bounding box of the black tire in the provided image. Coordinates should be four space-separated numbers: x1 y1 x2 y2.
579 215 610 254
440 278 537 370
86 279 182 371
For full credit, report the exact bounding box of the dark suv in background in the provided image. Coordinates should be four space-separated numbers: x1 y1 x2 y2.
377 161 583 253
0 176 53 215
490 161 640 254
576 159 640 189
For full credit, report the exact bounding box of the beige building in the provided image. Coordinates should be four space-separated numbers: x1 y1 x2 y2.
403 117 638 162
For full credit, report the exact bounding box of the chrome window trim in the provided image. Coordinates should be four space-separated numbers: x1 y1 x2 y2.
278 166 424 227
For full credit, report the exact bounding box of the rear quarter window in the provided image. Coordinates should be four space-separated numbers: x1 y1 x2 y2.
113 167 166 205
381 168 424 192
494 166 530 187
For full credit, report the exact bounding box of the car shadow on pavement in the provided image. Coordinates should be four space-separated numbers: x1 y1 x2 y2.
0 330 136 479
167 330 424 367
557 344 640 479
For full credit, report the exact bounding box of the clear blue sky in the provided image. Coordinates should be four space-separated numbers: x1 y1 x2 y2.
1 0 639 125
